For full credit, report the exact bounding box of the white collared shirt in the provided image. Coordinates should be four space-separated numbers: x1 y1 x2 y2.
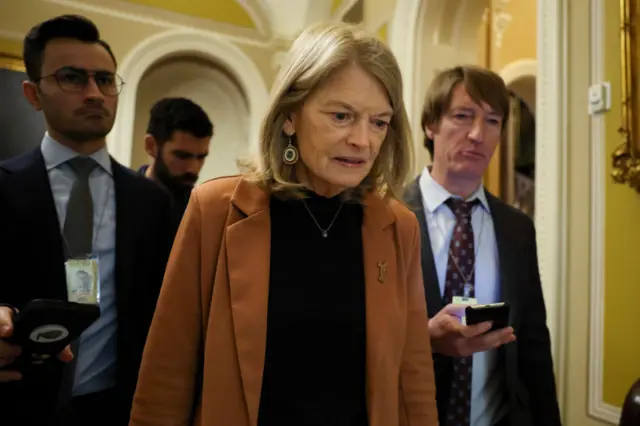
418 167 507 426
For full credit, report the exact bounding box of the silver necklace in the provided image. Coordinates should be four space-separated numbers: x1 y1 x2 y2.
301 199 344 238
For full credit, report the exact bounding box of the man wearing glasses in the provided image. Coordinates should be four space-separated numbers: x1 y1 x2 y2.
0 15 174 426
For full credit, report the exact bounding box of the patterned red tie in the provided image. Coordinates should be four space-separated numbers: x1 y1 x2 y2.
443 197 480 426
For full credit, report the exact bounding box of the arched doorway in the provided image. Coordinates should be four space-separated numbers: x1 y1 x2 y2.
501 60 537 218
132 56 250 181
504 88 536 217
108 29 269 168
389 0 489 168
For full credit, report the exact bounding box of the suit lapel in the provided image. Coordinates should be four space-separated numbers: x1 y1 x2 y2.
225 179 271 426
361 193 397 416
404 178 443 317
111 161 137 317
486 193 522 328
2 149 67 299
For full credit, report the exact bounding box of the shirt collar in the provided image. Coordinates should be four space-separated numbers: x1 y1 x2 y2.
41 132 113 176
419 167 490 213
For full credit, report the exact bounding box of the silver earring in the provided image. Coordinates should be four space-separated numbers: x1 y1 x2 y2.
282 137 299 165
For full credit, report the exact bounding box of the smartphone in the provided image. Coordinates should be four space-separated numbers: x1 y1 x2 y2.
8 299 100 359
465 302 510 332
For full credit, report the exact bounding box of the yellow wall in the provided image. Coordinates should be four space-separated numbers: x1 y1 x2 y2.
0 38 22 57
495 0 536 70
331 0 343 15
122 0 256 29
476 0 537 70
602 0 640 406
376 23 388 43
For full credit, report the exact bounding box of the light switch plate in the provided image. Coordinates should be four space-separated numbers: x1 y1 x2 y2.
588 82 611 114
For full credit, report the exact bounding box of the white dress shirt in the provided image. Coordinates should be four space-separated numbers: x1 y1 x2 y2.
418 167 508 426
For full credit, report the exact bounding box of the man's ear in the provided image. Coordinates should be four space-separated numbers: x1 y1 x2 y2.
144 134 158 159
22 81 42 111
424 124 436 140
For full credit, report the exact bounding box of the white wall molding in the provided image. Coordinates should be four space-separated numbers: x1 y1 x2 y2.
499 59 537 85
492 0 514 48
536 0 568 411
236 0 273 38
41 0 273 47
134 60 250 178
263 0 326 39
164 71 249 129
165 79 249 178
271 50 288 70
107 29 269 166
587 0 621 423
388 0 421 141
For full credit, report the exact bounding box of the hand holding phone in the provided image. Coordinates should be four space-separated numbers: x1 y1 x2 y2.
465 302 511 332
429 303 516 357
11 299 99 355
1 299 99 374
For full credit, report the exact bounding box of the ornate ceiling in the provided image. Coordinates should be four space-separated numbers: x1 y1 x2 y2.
122 0 256 29
0 0 383 59
120 0 364 40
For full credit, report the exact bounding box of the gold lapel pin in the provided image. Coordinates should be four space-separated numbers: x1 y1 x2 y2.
377 261 388 283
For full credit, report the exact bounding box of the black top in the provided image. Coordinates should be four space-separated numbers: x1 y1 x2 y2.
258 191 368 426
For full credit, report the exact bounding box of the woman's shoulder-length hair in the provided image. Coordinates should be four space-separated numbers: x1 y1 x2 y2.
240 22 415 202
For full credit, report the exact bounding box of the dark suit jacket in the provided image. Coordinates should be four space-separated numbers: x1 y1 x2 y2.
404 178 562 426
0 148 174 424
136 164 189 239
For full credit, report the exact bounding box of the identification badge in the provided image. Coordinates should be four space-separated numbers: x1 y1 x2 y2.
65 257 100 305
452 296 478 325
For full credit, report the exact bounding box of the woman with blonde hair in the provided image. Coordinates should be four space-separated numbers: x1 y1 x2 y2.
129 22 438 426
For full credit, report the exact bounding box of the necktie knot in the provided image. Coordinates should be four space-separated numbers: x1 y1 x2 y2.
445 197 480 220
67 157 97 179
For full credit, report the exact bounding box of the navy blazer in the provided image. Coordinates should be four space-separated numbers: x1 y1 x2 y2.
0 148 174 424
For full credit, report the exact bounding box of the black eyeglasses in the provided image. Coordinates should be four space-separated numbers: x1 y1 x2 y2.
35 66 125 96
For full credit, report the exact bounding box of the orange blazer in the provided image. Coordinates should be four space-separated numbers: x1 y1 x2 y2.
129 176 439 426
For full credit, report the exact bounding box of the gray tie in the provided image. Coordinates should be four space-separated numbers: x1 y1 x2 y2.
58 157 97 405
63 157 97 258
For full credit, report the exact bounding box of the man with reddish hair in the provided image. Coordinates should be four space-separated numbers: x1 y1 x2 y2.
405 65 561 426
